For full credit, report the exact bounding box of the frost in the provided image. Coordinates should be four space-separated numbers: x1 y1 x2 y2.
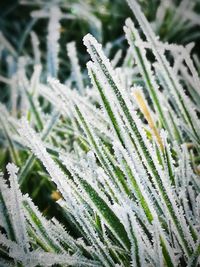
6 163 30 253
111 49 122 68
47 6 61 77
126 0 200 143
18 118 73 200
0 0 200 266
31 31 41 65
67 41 84 95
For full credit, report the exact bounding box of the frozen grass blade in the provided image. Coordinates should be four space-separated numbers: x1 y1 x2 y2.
0 1 199 266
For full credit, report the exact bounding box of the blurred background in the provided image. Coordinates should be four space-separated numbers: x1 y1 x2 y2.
0 0 200 84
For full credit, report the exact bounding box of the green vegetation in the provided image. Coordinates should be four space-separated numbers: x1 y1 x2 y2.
0 0 200 266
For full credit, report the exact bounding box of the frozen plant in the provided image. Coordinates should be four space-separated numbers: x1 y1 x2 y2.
0 0 200 266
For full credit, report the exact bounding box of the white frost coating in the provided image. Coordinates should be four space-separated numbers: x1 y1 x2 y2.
180 64 200 109
160 130 175 183
83 34 128 105
153 216 178 266
60 152 118 213
126 0 200 142
85 34 161 174
84 29 198 258
46 78 113 143
48 77 111 137
67 41 84 95
31 31 41 65
30 64 42 96
18 123 109 260
111 49 122 68
71 98 123 188
0 232 22 260
87 60 148 163
47 6 61 77
0 1 199 265
124 18 173 139
18 118 72 201
24 251 101 267
19 118 83 209
50 217 84 252
84 35 162 175
0 233 14 250
39 84 70 117
113 140 161 222
152 217 164 267
0 175 13 236
58 198 115 267
84 34 165 199
23 194 64 253
6 163 30 254
126 210 154 264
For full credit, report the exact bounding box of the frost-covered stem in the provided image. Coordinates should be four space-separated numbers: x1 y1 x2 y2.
124 19 172 138
83 33 194 257
18 110 60 185
126 0 200 143
67 41 84 95
6 163 30 254
31 31 41 65
133 87 163 150
47 6 61 78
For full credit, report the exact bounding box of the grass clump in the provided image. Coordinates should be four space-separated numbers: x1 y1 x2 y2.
0 0 200 266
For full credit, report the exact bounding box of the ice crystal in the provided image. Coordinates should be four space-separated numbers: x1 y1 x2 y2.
0 0 200 266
